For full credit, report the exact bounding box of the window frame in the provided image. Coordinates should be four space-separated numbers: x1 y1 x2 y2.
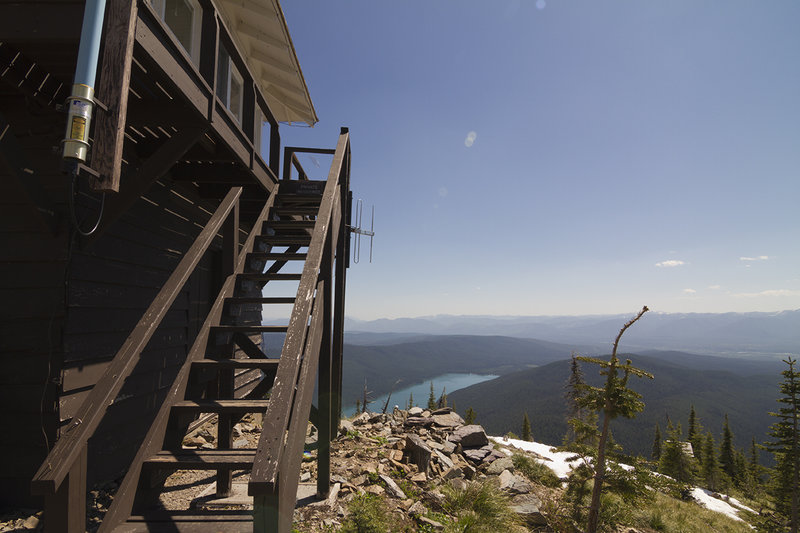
151 0 202 65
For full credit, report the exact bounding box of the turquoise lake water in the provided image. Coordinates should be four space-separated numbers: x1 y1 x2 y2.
344 372 499 416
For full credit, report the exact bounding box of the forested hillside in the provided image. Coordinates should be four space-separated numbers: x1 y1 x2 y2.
340 335 589 404
449 353 778 460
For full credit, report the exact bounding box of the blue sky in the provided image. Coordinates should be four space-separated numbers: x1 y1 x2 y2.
276 1 800 320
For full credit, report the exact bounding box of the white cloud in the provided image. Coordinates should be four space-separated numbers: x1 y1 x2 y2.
708 285 721 290
739 255 769 262
464 131 477 147
655 260 685 268
682 288 697 294
734 289 800 298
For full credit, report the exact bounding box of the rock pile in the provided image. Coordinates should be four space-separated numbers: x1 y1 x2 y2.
294 406 548 531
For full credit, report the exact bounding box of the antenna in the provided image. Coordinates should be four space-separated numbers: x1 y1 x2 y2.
350 199 375 264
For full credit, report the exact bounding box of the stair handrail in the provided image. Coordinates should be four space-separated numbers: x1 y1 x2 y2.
249 131 350 501
31 186 243 499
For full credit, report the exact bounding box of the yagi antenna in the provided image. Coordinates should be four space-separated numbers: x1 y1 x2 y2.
350 199 375 264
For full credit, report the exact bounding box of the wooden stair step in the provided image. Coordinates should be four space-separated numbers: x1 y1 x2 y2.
143 450 256 470
226 296 296 304
272 206 318 216
264 220 316 229
277 193 322 203
247 252 307 261
256 235 311 246
171 399 270 414
237 273 302 281
212 325 288 335
192 359 279 370
115 514 251 533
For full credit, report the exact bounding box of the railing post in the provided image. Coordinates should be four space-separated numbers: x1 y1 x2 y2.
216 194 240 497
316 225 334 498
43 445 87 533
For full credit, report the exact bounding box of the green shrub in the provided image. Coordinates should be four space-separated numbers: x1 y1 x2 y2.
511 453 562 488
441 480 523 533
340 494 391 533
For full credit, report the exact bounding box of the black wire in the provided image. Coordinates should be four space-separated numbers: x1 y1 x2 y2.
69 171 105 236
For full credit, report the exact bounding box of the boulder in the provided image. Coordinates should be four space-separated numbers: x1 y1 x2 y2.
510 493 547 526
405 434 432 474
432 412 465 428
486 456 514 475
408 406 424 416
448 425 488 447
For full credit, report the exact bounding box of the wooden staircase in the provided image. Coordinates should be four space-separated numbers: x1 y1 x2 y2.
31 131 351 533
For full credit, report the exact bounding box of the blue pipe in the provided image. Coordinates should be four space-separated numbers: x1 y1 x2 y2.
63 0 107 165
74 0 107 88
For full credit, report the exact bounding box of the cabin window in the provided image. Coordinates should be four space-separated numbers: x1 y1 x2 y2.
216 45 244 124
254 108 265 157
151 0 202 64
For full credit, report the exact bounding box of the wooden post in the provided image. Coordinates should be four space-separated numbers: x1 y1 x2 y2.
43 445 87 533
317 228 333 498
92 0 138 191
216 198 240 497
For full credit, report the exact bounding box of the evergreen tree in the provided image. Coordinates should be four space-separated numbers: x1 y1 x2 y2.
464 407 477 425
406 392 414 410
522 412 532 441
427 381 436 410
576 306 653 533
763 357 800 533
659 421 694 483
719 414 737 482
651 423 662 462
702 432 722 491
437 387 448 408
687 405 704 467
564 352 587 444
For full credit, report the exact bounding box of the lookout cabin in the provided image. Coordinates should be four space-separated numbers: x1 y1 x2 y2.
0 0 351 531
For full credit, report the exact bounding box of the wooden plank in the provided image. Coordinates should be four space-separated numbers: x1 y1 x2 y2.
32 188 243 495
171 399 269 414
92 0 138 191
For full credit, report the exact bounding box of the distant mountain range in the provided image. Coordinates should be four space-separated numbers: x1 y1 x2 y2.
345 309 800 357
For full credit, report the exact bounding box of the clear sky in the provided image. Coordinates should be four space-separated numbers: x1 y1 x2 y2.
276 1 800 320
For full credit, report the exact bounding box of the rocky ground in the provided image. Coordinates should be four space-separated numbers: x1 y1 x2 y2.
1 407 646 532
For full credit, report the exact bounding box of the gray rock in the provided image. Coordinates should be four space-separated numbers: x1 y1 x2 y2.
463 447 491 462
483 449 507 464
510 493 547 526
432 412 465 428
405 434 432 474
448 425 489 447
408 406 424 416
442 466 463 480
434 449 454 469
379 474 406 499
486 457 514 475
408 501 427 517
442 440 457 453
418 516 445 530
339 419 355 435
448 478 468 491
498 469 515 490
405 416 434 427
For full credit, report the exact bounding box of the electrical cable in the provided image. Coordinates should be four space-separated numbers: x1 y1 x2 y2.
69 170 105 236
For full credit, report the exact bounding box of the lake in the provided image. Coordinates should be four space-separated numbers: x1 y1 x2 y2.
343 372 499 416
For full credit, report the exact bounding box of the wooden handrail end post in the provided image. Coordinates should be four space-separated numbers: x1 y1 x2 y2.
42 445 87 533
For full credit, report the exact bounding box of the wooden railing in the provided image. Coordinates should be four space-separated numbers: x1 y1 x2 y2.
250 130 350 532
31 187 245 533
